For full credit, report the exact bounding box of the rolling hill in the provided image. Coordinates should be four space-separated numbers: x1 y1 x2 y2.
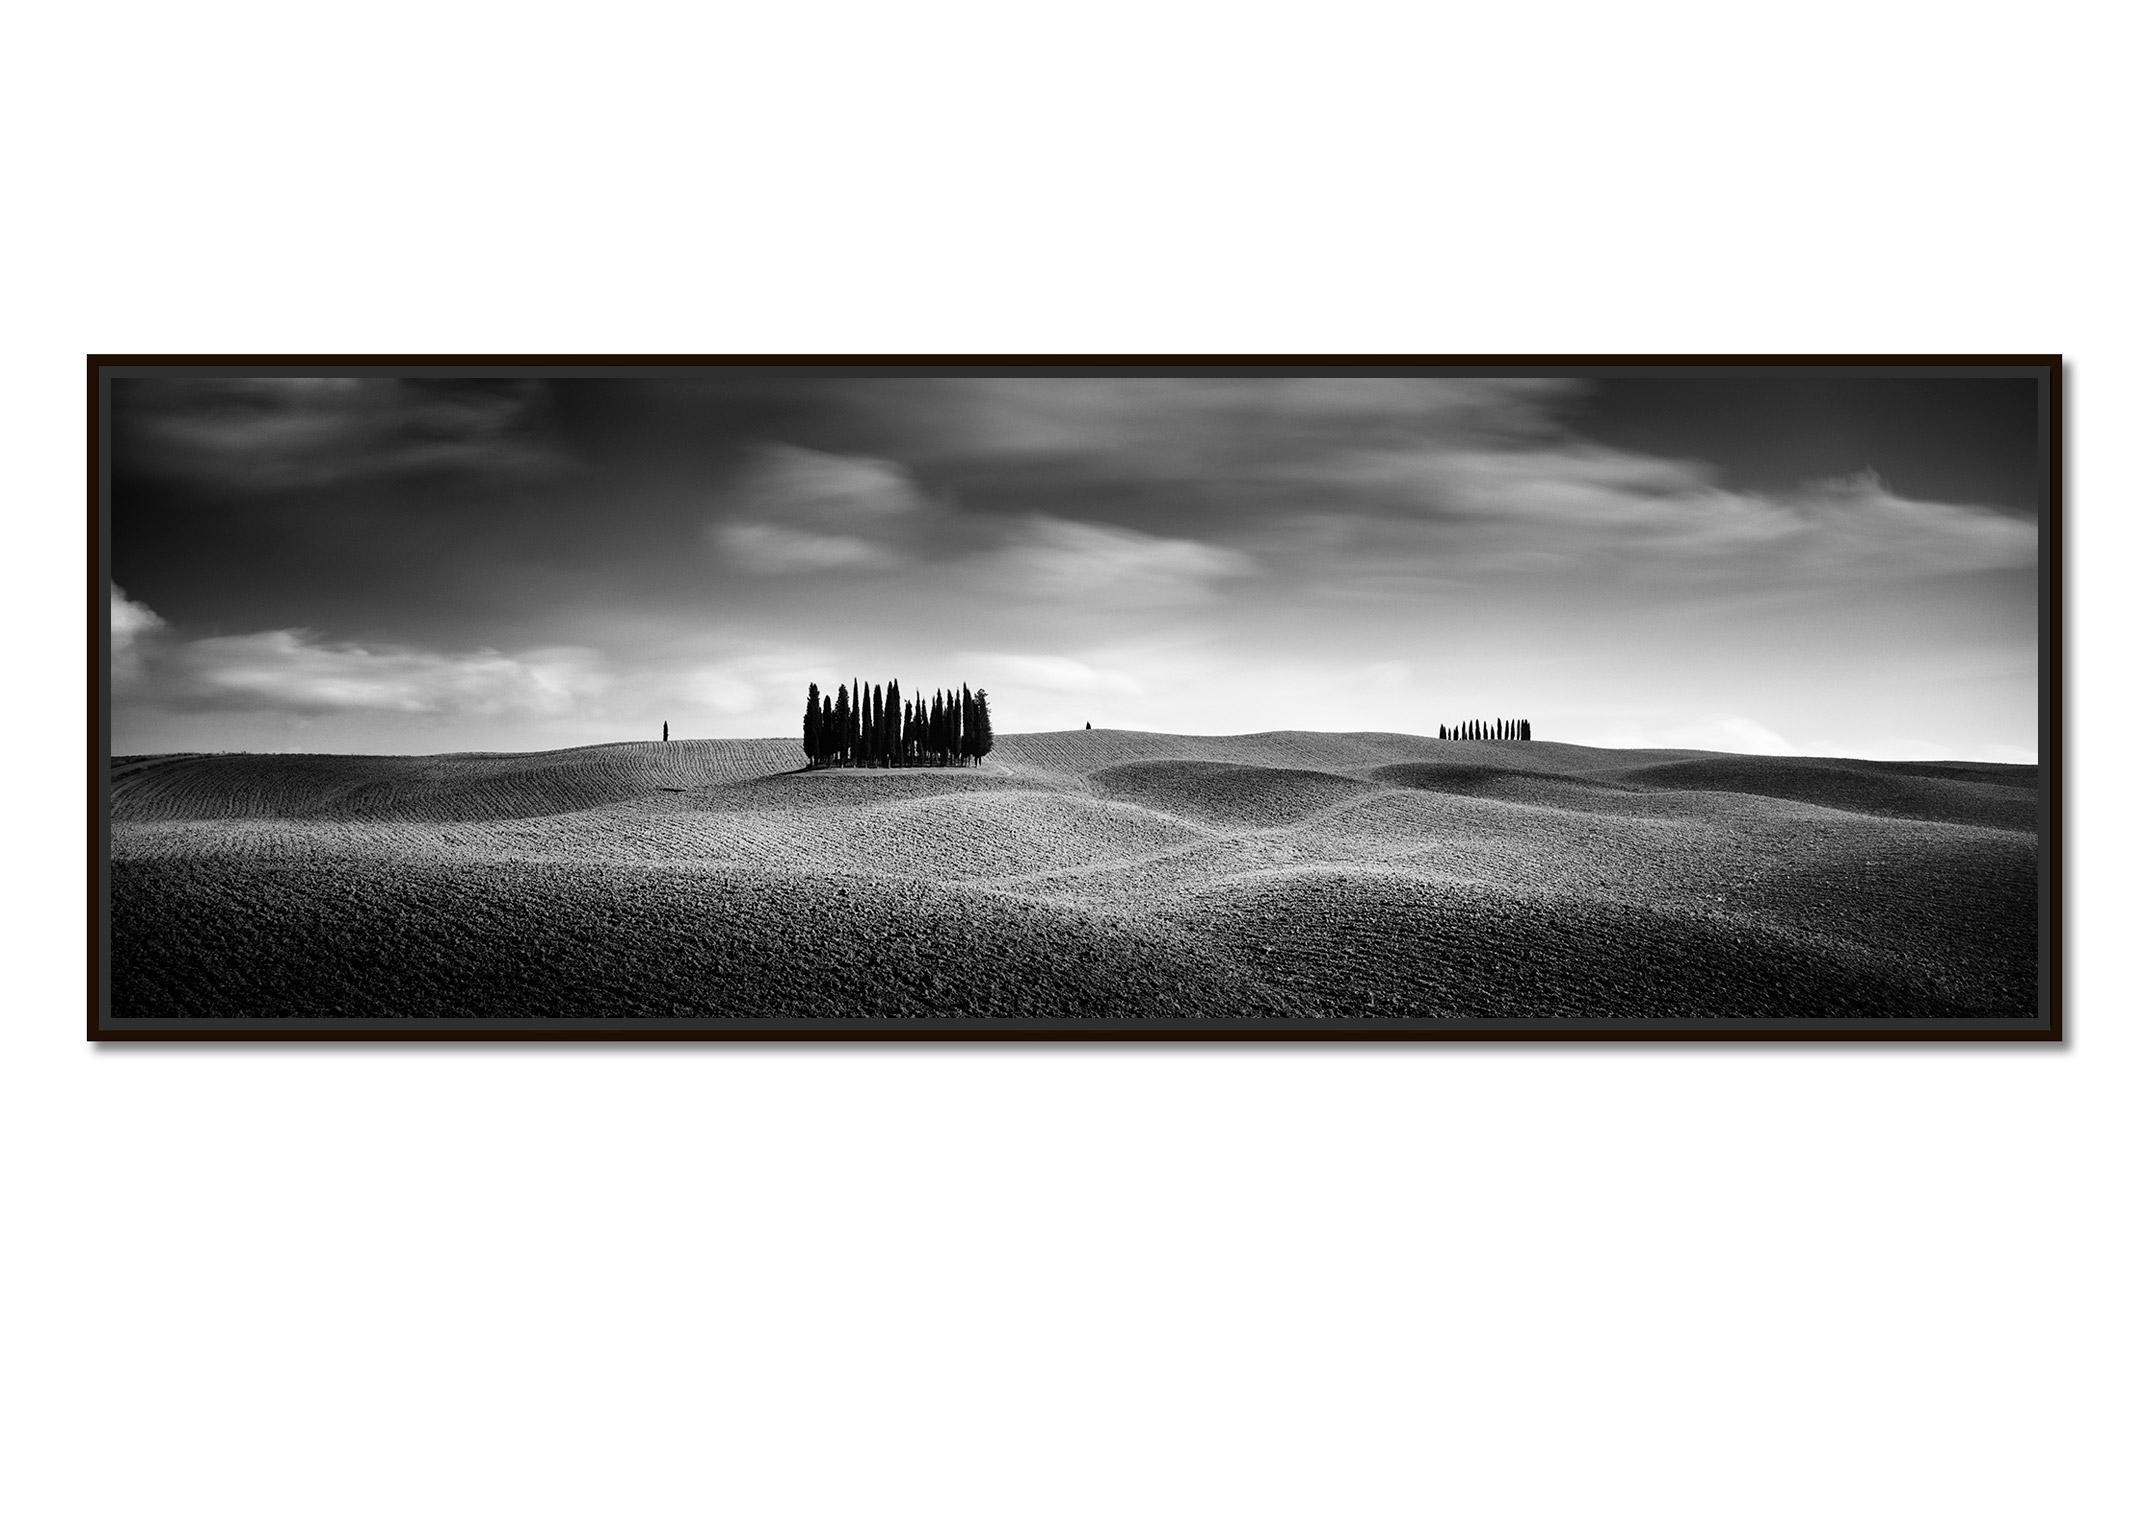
107 730 2041 1021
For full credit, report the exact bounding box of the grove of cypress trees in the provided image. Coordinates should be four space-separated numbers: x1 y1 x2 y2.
799 678 1002 769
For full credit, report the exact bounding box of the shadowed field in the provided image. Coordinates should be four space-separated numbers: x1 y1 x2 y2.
108 730 2041 1021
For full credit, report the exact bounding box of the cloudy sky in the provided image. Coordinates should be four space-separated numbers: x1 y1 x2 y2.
107 369 2044 761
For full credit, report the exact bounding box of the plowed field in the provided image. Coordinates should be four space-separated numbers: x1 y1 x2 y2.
107 732 2042 1021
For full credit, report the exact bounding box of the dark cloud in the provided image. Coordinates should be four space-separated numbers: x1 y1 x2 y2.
113 377 575 492
107 373 2043 760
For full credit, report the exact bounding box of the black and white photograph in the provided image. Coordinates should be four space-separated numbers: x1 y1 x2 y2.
21 6 2145 1538
93 360 2057 1037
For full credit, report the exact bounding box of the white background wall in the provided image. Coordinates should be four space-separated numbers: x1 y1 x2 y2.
6 4 2142 1534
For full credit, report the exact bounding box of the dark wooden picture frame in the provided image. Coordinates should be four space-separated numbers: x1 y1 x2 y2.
90 356 2060 1042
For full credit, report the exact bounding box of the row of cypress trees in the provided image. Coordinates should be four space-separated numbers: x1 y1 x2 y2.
1441 718 1531 741
803 679 994 768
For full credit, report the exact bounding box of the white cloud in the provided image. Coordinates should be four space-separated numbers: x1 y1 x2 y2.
1587 715 2032 762
974 514 1256 606
111 585 165 646
1596 714 1798 755
110 585 608 719
710 444 927 573
672 668 763 716
1325 448 2036 582
171 631 608 716
1801 735 1956 762
111 585 165 682
725 443 926 524
955 653 1145 697
861 377 1581 469
715 523 891 574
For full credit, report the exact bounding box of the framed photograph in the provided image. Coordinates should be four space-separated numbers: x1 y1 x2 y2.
90 357 2059 1040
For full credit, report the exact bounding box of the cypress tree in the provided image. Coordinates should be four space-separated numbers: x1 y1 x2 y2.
834 684 850 765
803 683 820 765
973 689 994 761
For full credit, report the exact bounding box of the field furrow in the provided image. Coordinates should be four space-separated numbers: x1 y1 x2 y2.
108 729 2042 1019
